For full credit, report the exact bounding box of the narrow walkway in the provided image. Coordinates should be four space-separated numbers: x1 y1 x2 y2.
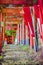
2 44 40 65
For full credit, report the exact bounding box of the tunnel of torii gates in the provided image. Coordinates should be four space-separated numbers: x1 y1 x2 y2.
0 0 43 52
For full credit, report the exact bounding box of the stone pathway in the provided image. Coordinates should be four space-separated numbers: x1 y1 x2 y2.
1 44 40 65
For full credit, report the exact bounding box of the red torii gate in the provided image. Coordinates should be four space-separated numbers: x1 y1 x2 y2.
0 0 38 5
0 0 43 54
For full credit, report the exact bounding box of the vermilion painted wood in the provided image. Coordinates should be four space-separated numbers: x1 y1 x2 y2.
23 7 35 37
0 0 38 5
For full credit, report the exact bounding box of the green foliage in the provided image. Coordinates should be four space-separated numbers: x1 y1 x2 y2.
5 30 12 36
0 55 3 60
5 29 17 37
22 45 29 51
4 43 7 49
